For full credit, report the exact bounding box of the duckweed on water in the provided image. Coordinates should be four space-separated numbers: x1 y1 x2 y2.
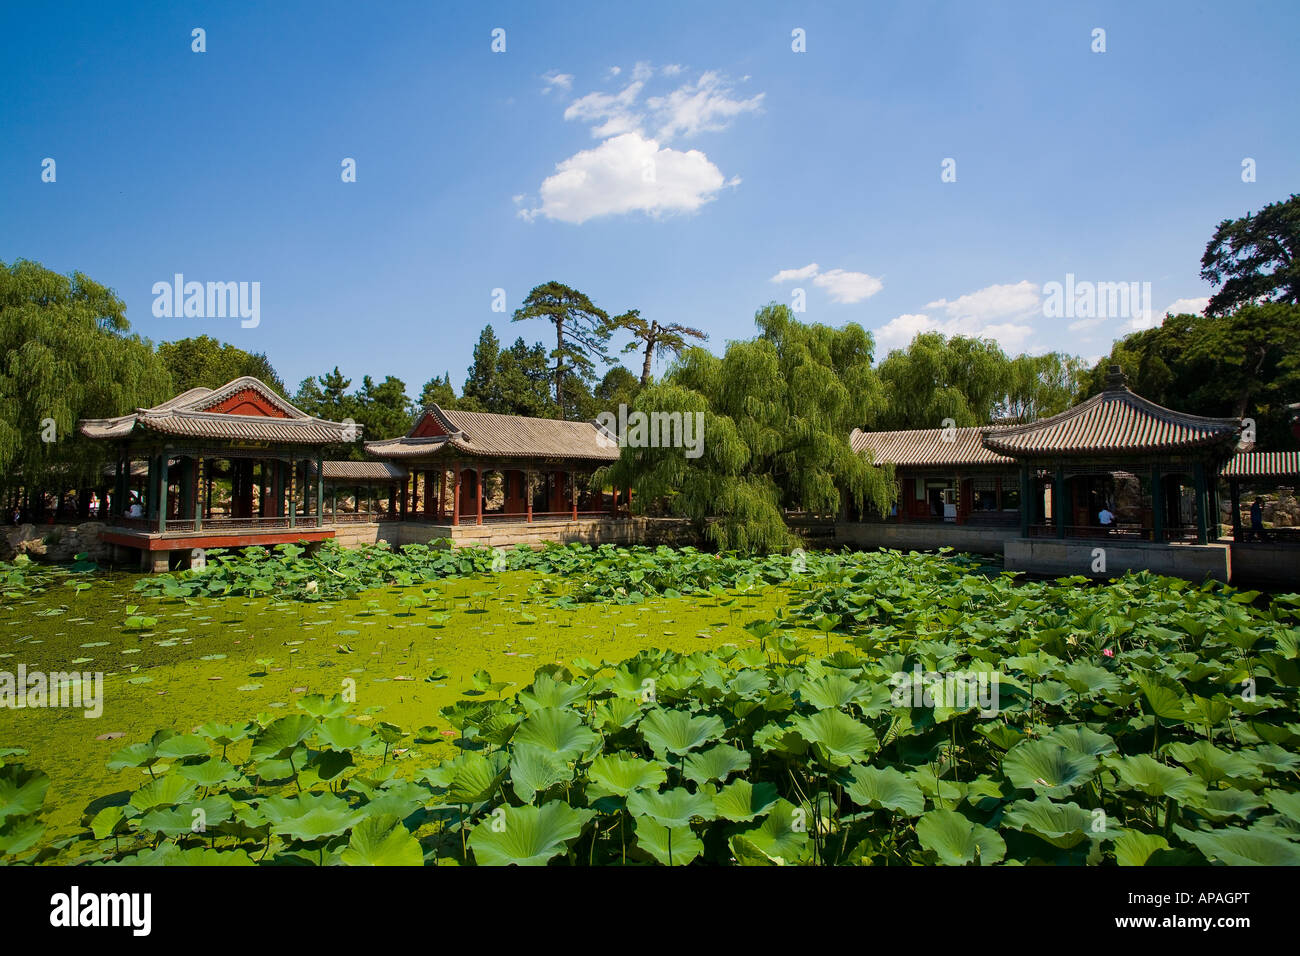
1 547 1298 865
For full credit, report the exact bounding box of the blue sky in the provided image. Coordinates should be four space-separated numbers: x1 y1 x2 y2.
2 1 1297 396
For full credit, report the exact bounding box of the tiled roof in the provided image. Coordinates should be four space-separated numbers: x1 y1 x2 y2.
365 405 619 463
310 460 408 482
78 377 362 445
850 426 1016 467
981 372 1240 457
1221 451 1300 478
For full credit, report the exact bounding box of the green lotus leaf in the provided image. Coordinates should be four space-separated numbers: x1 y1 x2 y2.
360 781 430 821
799 672 866 710
713 779 780 823
1059 661 1120 696
295 694 354 720
447 751 510 805
513 707 600 760
250 714 317 762
733 799 813 865
1001 797 1096 849
586 753 668 799
518 671 586 712
0 765 50 822
138 795 233 837
0 815 45 858
752 720 808 757
592 697 644 731
1003 740 1097 796
89 805 130 840
1263 789 1300 823
195 721 253 746
1133 671 1190 722
469 801 594 866
153 734 210 760
340 814 423 866
1044 724 1117 758
634 817 703 866
1174 824 1300 865
1184 787 1267 821
683 745 750 786
843 764 925 817
127 773 196 814
116 845 254 866
509 743 573 804
790 710 877 767
1112 829 1172 866
1107 755 1205 801
262 792 364 842
638 708 724 758
176 757 244 789
1165 740 1258 785
626 787 716 827
916 808 1006 865
315 717 377 752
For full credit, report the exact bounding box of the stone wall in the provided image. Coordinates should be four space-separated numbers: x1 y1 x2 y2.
834 521 1018 555
2 522 110 562
1003 538 1231 582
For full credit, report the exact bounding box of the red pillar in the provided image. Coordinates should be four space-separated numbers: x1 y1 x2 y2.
611 486 618 517
476 467 484 525
526 469 534 523
451 465 461 526
437 469 445 520
570 472 578 520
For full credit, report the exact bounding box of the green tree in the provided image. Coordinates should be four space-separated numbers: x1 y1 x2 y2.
418 372 458 409
156 335 286 396
354 375 414 443
1201 193 1300 315
462 326 501 409
593 365 641 413
999 352 1086 423
0 259 172 492
613 309 709 385
877 333 1009 428
512 282 611 417
294 367 355 421
601 303 895 552
1078 304 1300 447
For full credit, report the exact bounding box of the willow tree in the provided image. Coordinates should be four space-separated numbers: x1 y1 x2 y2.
0 259 172 498
877 332 1010 428
600 303 895 552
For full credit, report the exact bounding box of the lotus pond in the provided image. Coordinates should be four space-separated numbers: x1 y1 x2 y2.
1 543 1298 866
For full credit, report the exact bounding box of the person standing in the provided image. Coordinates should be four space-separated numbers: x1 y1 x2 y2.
1250 497 1265 542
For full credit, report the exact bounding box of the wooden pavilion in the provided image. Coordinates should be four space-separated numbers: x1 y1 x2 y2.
363 404 622 525
78 377 361 568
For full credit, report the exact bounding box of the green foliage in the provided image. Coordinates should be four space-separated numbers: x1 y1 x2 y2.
611 309 708 385
512 281 612 417
0 259 172 490
1201 193 1300 315
156 335 286 396
1078 303 1300 446
602 303 896 552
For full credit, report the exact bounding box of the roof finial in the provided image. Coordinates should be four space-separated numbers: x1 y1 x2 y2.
1105 364 1128 390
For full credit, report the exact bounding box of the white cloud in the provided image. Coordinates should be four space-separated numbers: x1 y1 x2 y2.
924 281 1041 325
518 132 738 225
607 66 621 77
1163 297 1209 316
770 263 820 283
874 280 1042 355
647 71 765 140
632 61 654 81
541 71 573 94
662 63 684 76
814 269 883 304
564 81 646 138
874 314 940 353
1067 316 1107 333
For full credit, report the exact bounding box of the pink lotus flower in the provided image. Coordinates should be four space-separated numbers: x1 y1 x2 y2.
1102 648 1114 658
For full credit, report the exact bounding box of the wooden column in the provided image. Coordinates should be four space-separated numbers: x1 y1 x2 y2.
1230 477 1242 541
452 465 461 526
1151 467 1164 543
611 485 618 518
399 477 408 519
526 469 534 522
316 457 324 526
476 467 484 525
570 471 578 520
438 470 446 521
156 455 168 534
194 457 204 531
289 460 297 529
1019 467 1031 537
1193 462 1209 545
1054 466 1066 539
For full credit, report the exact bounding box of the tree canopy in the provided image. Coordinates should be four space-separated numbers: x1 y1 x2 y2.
1201 193 1300 315
512 282 611 417
601 303 895 552
156 335 286 397
293 368 414 456
613 309 709 385
0 259 172 489
1079 303 1300 448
